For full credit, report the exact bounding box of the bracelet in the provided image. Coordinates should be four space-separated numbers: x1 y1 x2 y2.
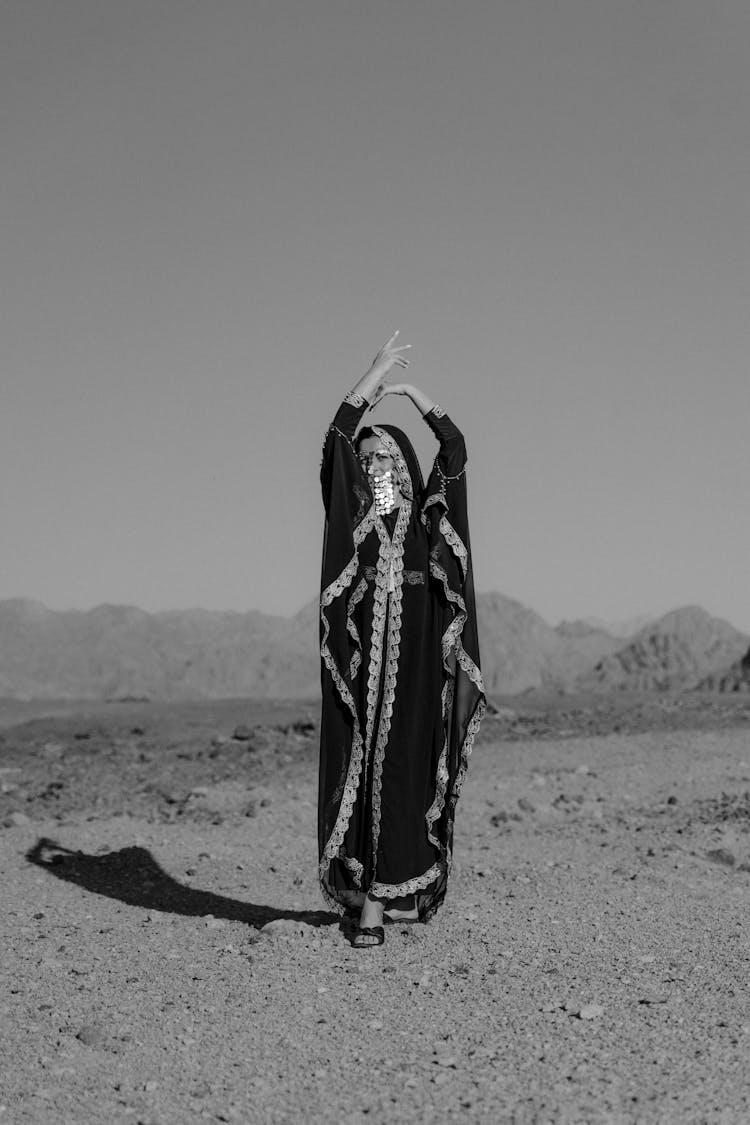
344 390 366 408
430 404 446 418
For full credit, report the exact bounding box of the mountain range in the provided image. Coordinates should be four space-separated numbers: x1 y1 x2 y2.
0 596 747 701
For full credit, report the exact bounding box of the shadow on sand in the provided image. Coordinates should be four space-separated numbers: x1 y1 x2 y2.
26 838 339 931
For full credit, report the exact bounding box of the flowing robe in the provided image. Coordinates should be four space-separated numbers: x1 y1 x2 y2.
318 397 485 920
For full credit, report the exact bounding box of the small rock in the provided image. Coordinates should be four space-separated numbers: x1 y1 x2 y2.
258 918 315 939
76 1025 107 1048
204 916 227 930
579 1003 604 1020
5 811 31 827
563 1000 581 1016
144 1080 159 1092
232 725 252 741
706 848 736 867
638 992 669 1005
518 797 536 814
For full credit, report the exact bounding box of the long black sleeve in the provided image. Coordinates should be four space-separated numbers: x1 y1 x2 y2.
422 408 467 478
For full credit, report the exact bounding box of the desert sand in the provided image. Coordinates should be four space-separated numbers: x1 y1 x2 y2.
2 695 750 1123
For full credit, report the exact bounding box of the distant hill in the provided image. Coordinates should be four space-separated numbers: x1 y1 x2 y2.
476 595 621 694
577 607 749 692
0 599 319 701
695 645 750 693
0 597 745 700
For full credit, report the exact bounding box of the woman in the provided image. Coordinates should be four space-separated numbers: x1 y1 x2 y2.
319 333 485 947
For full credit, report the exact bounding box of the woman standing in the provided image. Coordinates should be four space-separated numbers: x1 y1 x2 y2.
319 334 485 947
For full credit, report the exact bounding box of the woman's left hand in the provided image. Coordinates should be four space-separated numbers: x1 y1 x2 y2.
369 382 413 406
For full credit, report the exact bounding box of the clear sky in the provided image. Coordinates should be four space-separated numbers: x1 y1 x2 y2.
2 0 749 630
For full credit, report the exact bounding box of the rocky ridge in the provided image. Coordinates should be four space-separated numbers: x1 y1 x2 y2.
0 597 747 701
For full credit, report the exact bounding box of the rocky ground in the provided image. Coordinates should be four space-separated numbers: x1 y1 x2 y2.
2 693 750 1123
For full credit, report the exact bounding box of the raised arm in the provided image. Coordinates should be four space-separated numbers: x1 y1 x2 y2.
372 381 466 477
321 333 412 505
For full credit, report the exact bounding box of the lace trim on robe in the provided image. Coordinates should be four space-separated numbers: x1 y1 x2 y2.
438 516 468 581
425 678 454 852
346 576 368 681
429 555 485 692
420 512 486 879
370 426 414 500
368 502 410 867
318 506 378 910
340 852 364 888
370 860 445 900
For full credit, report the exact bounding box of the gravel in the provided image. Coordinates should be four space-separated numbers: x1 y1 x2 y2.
2 699 750 1122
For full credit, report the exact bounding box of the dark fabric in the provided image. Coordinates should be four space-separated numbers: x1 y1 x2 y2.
318 400 485 921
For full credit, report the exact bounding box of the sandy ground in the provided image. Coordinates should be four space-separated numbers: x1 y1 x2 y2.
2 697 750 1123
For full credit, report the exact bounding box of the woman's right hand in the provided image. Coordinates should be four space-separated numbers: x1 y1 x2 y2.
349 332 411 403
367 331 411 384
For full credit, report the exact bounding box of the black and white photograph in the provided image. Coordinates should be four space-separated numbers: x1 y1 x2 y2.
2 1 749 1121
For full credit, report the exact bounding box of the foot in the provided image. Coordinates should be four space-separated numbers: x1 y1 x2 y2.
384 905 419 923
384 894 419 924
352 894 385 947
340 889 365 914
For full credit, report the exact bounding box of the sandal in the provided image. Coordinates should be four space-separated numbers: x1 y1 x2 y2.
351 925 385 948
384 909 419 925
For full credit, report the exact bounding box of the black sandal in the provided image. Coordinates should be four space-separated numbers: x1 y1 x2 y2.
351 925 385 948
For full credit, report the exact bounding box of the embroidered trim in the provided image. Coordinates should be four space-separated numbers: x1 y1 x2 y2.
370 860 444 900
421 491 448 522
344 390 366 407
439 516 468 581
430 404 446 418
425 679 454 851
371 426 413 500
319 509 378 912
347 576 368 680
449 699 486 809
428 556 485 692
404 570 425 585
368 502 410 865
339 850 364 889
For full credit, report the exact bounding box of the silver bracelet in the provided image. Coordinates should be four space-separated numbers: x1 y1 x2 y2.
430 403 446 418
344 390 366 408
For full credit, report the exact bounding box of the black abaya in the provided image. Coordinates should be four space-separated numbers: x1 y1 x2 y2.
318 395 485 921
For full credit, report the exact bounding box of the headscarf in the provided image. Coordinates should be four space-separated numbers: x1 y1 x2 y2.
356 423 424 503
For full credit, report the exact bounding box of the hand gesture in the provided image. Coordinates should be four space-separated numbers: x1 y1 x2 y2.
365 331 411 401
369 382 413 407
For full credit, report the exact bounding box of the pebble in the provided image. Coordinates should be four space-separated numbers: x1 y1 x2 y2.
706 848 735 867
76 1025 108 1048
5 812 31 827
258 918 316 939
579 1003 604 1020
232 725 252 741
204 916 228 930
